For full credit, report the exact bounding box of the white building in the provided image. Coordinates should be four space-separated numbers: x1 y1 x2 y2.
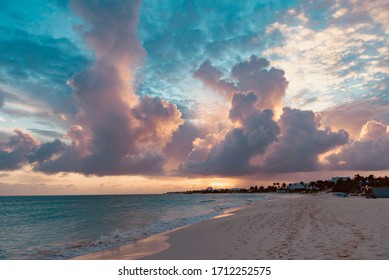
288 183 306 190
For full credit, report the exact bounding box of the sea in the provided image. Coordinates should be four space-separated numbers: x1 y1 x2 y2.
0 193 270 259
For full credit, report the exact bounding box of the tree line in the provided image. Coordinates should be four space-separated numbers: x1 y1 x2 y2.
168 174 389 194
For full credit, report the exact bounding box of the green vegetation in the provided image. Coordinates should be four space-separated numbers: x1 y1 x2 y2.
168 174 389 195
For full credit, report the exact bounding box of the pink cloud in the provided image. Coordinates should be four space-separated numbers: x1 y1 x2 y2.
263 107 349 173
327 120 389 170
194 55 288 112
32 0 183 175
320 100 389 139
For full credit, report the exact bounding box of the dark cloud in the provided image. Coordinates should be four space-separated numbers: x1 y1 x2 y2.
231 55 270 78
193 55 288 111
0 129 66 171
181 91 280 176
231 55 288 111
0 131 11 141
193 59 236 97
163 121 210 166
264 107 349 173
180 104 351 176
229 91 258 123
28 139 66 164
327 121 389 170
0 129 40 170
180 56 290 176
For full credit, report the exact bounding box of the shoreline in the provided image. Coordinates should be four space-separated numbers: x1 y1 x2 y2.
72 193 389 260
70 198 264 260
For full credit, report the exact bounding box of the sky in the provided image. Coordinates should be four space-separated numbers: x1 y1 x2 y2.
0 0 388 195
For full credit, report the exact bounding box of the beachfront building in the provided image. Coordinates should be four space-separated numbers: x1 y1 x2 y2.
288 183 306 192
287 183 320 193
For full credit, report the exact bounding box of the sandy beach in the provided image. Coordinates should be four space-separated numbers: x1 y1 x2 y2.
73 193 389 260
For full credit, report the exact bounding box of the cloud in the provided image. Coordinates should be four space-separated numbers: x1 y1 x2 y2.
32 0 183 176
350 0 389 35
0 129 40 170
27 139 66 164
132 96 183 149
231 55 288 111
320 100 389 138
180 91 280 176
136 0 294 112
180 104 350 176
2 0 388 179
193 55 288 112
27 128 64 139
163 121 209 167
359 120 388 140
0 0 185 176
0 129 67 171
193 59 236 98
263 0 388 112
229 91 258 123
327 120 389 170
263 107 349 173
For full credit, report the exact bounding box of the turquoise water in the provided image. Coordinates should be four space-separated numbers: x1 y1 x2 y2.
0 193 268 259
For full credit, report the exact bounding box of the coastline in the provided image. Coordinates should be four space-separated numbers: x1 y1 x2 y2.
72 193 389 260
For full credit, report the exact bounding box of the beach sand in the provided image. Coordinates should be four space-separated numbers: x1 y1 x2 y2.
73 193 389 260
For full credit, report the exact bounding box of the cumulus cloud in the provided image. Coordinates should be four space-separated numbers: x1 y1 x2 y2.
193 59 236 98
181 57 291 176
33 0 183 176
359 120 388 140
0 0 185 176
228 91 258 123
232 55 288 112
0 129 65 170
180 104 352 176
0 129 40 170
194 55 288 113
27 139 66 164
163 121 209 167
320 100 389 139
180 91 280 176
327 120 389 170
263 107 349 173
